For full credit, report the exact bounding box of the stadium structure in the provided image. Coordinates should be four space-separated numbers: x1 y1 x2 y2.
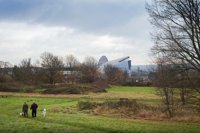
98 56 131 75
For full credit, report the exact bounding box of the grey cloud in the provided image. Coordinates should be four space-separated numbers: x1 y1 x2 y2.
0 0 153 65
0 0 147 37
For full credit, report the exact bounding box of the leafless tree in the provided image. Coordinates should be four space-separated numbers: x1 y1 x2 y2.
40 52 64 84
78 56 99 83
0 61 12 82
103 64 128 85
147 0 200 113
65 54 80 83
65 54 79 68
146 0 200 70
13 58 33 84
153 64 179 117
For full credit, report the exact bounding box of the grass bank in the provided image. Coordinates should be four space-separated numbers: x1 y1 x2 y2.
0 86 200 133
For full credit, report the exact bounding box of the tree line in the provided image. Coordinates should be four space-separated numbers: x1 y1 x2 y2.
0 52 129 86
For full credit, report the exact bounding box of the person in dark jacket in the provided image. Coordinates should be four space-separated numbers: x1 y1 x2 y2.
30 102 38 118
22 102 28 117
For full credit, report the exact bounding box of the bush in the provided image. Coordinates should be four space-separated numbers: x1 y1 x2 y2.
42 82 109 94
77 99 162 119
78 101 98 110
91 80 109 93
0 82 37 92
78 99 139 110
42 87 82 94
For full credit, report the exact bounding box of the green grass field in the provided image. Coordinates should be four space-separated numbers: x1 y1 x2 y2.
0 86 200 133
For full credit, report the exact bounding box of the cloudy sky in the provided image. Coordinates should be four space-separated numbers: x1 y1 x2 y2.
0 0 153 65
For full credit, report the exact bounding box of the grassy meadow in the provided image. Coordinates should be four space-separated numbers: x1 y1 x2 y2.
0 86 200 133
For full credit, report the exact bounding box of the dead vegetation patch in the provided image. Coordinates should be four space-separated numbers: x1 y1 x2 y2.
0 82 36 92
49 106 77 114
78 98 200 122
42 81 109 94
0 80 109 94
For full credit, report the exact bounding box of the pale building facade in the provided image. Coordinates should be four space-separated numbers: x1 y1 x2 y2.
98 56 131 75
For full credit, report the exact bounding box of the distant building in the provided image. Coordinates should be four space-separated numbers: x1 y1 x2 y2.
98 56 131 75
98 56 109 66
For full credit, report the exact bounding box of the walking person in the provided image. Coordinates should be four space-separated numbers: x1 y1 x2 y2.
30 102 38 118
22 102 28 117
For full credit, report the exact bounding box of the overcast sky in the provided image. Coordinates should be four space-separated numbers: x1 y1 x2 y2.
0 0 153 65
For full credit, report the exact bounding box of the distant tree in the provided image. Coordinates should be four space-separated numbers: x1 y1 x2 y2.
65 55 80 83
153 62 200 116
13 58 33 84
65 54 79 69
0 61 12 75
78 56 99 83
0 61 12 82
103 64 127 85
20 58 32 82
40 52 64 84
153 64 178 117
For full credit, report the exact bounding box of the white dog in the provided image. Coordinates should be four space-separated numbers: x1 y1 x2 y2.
19 112 24 116
42 108 46 117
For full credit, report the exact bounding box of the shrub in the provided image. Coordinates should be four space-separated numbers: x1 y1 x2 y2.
78 101 98 110
42 82 109 94
91 80 109 93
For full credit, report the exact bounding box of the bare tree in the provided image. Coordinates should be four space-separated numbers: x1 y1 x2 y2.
65 54 80 83
0 61 12 82
65 54 79 69
146 0 200 71
147 0 200 113
13 58 33 84
78 56 99 83
153 64 178 117
103 64 128 85
40 52 64 84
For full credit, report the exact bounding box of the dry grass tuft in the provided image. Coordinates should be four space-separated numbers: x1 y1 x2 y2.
78 99 200 122
49 106 76 114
